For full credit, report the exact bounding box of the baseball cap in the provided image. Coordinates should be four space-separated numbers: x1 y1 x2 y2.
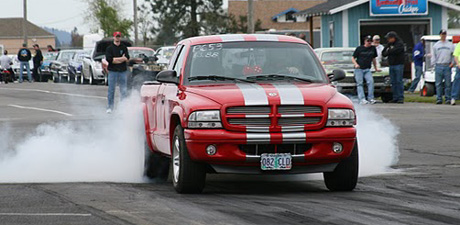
364 35 372 41
372 35 380 40
439 29 447 35
385 31 397 39
113 31 122 37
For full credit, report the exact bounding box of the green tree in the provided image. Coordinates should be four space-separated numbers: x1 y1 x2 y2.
149 0 227 45
71 27 83 47
85 0 133 37
226 15 263 34
447 0 460 28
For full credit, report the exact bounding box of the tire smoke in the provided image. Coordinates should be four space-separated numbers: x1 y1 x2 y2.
0 94 145 183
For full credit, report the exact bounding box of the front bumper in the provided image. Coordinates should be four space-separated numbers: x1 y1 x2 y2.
184 128 356 174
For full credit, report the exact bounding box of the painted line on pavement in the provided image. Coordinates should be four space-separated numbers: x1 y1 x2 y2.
0 87 106 99
8 104 73 117
0 213 92 217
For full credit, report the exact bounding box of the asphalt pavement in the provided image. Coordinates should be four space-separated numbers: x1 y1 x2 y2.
1 82 460 225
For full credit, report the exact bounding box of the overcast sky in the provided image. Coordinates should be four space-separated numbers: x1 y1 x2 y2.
0 0 229 35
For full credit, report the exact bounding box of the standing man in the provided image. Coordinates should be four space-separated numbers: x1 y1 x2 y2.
105 31 130 113
352 35 381 105
17 43 32 83
431 29 454 105
32 44 43 82
382 31 405 103
408 39 425 93
372 35 384 67
0 50 14 83
451 34 460 105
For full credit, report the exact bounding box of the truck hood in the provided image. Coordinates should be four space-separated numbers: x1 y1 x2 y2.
184 82 337 106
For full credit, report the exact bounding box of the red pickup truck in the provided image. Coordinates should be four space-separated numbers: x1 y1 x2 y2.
141 34 358 193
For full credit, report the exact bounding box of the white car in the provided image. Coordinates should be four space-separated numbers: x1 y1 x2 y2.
154 46 175 66
419 35 457 96
9 54 33 81
80 49 105 85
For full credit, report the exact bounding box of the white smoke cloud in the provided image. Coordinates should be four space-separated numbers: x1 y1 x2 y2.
355 105 400 176
0 93 145 183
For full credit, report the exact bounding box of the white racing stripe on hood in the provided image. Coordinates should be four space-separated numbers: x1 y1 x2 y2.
220 34 245 42
273 84 304 105
236 83 269 106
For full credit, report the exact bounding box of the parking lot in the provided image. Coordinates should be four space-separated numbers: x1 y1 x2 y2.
1 82 460 225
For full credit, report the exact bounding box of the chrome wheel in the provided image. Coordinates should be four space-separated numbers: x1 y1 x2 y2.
173 136 180 184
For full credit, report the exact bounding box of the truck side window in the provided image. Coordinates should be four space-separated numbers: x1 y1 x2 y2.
173 47 187 77
167 45 183 71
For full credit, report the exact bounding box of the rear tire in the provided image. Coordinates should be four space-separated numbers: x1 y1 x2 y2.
420 83 435 97
172 125 206 194
144 140 170 181
324 140 359 191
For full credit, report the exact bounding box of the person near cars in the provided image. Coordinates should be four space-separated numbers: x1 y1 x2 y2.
32 44 43 82
105 31 130 113
17 43 32 83
408 39 425 93
431 29 455 105
47 45 56 52
352 35 381 105
382 31 405 103
451 37 460 106
372 35 384 67
0 50 14 83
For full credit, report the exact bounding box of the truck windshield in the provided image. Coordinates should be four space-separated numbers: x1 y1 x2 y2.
185 42 327 84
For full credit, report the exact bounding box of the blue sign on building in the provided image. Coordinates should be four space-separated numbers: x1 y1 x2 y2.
370 0 428 16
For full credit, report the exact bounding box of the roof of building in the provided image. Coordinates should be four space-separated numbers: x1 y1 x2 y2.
0 18 54 39
271 8 300 21
295 0 460 17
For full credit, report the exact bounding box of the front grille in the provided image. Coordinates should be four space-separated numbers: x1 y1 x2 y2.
228 118 271 125
240 144 312 155
278 106 322 114
227 106 271 114
278 117 321 125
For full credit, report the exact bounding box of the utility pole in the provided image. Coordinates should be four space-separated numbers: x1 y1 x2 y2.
23 0 28 45
247 0 254 34
133 0 138 46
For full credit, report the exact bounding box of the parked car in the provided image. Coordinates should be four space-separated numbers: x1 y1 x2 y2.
50 50 79 83
10 54 33 81
419 35 457 96
127 46 163 90
154 46 175 66
68 50 91 84
39 52 59 82
81 38 132 85
314 47 393 102
141 34 357 193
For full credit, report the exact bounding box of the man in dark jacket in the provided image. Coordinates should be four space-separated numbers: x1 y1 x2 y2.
408 39 425 93
105 31 130 113
32 44 43 82
17 43 32 83
382 31 405 103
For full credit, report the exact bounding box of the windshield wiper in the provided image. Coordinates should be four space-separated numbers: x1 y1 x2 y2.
246 74 314 83
188 75 255 83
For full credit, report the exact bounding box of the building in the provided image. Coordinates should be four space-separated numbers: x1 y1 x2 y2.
295 0 460 48
228 0 326 31
0 18 55 54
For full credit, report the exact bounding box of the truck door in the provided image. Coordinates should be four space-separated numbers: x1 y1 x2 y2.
154 45 185 155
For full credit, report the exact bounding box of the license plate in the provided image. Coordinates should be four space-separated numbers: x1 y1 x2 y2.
260 153 292 170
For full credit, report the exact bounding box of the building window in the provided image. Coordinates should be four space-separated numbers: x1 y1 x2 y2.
285 12 297 22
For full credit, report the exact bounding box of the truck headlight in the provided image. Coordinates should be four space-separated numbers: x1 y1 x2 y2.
327 109 355 127
188 110 222 128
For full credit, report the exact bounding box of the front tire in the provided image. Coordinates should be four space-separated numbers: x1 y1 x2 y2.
420 83 435 97
323 140 359 191
172 125 206 193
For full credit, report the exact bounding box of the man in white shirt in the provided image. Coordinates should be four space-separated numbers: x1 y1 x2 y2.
372 35 384 67
0 50 14 83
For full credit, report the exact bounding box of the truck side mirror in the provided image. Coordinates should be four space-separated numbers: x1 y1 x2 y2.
156 70 178 84
328 69 346 82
